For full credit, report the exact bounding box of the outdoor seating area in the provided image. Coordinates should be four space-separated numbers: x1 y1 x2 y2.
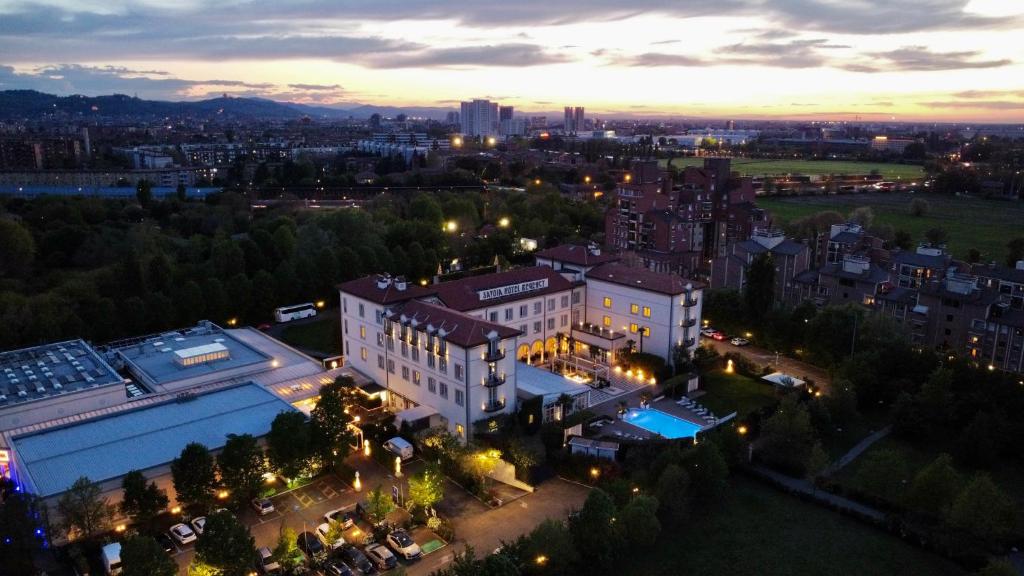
677 395 720 427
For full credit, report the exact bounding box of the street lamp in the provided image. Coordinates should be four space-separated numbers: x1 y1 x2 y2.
498 217 510 228
444 221 458 233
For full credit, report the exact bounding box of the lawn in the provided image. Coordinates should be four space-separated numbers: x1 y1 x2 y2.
660 156 924 180
623 476 966 576
698 368 778 419
279 313 342 356
820 410 891 461
758 192 1024 261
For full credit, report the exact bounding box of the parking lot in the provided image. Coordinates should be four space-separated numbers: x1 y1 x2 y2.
166 455 590 575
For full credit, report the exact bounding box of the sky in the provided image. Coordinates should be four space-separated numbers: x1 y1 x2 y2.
1 0 1023 122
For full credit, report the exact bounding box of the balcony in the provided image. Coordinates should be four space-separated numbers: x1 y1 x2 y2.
482 399 506 413
485 372 506 388
680 317 697 328
681 338 696 348
681 297 698 307
484 348 506 362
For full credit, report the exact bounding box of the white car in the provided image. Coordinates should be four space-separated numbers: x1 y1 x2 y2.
169 523 197 545
700 327 717 337
251 497 275 516
385 529 421 560
365 544 398 570
323 507 356 529
316 522 346 550
730 337 750 347
191 516 206 536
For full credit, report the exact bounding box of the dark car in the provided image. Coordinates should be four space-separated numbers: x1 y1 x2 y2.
324 559 354 576
155 533 176 554
297 531 326 557
341 545 377 575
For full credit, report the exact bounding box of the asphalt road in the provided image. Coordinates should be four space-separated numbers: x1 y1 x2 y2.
702 337 832 391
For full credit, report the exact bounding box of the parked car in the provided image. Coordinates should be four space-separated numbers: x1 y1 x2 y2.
155 533 176 554
316 522 345 550
385 529 421 560
323 559 355 576
323 507 356 529
730 337 750 346
256 546 281 575
383 437 414 461
251 497 275 516
365 544 397 571
297 531 325 557
711 331 727 341
169 523 196 545
191 516 206 536
700 327 717 337
341 546 377 575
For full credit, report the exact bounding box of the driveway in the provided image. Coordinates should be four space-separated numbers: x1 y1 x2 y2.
703 337 832 391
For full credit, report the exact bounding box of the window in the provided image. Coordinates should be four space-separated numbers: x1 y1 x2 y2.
561 295 569 308
344 320 349 335
375 310 384 324
603 297 612 308
427 354 435 368
602 315 611 327
520 324 527 334
560 314 568 327
534 302 542 314
547 298 555 311
455 423 464 437
358 303 365 318
439 382 449 398
534 321 542 334
378 354 385 369
376 332 384 346
455 389 464 406
413 370 421 385
454 363 464 380
630 303 639 314
519 304 528 318
946 314 954 322
547 318 555 330
572 291 581 304
428 377 436 393
630 323 639 333
360 347 367 361
411 347 419 362
401 366 409 381
387 359 395 374
439 357 447 373
642 306 651 318
343 298 347 313
489 311 498 322
401 342 408 357
643 326 651 337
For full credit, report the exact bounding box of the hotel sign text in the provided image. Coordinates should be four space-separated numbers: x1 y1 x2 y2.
478 279 549 301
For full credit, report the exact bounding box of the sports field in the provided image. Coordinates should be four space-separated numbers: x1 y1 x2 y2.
660 157 924 180
759 192 1024 262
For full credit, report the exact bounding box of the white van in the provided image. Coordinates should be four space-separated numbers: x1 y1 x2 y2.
383 437 414 461
101 542 122 576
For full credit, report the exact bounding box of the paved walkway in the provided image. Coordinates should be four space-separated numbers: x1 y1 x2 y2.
746 465 886 522
826 425 892 476
704 338 832 391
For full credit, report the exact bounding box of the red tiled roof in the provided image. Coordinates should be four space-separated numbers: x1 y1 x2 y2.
431 266 581 311
338 276 436 305
389 300 520 348
534 244 619 267
586 263 703 295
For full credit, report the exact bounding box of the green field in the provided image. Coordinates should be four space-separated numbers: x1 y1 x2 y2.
698 368 778 420
759 192 1024 261
660 157 925 180
279 313 341 356
624 476 966 576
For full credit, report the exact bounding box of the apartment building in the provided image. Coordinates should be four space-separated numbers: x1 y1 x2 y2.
710 228 811 306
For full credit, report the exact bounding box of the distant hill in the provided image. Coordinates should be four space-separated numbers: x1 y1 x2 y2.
0 90 456 121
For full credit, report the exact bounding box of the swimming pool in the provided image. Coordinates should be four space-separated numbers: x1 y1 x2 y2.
623 408 703 439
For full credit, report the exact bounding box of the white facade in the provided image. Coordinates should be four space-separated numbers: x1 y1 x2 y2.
460 99 499 138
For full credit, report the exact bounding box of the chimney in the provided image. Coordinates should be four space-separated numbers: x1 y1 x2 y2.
1017 260 1024 271
588 243 601 256
394 276 408 291
376 274 392 289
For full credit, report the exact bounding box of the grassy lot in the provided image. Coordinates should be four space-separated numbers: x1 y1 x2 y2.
624 476 966 576
820 410 892 461
759 192 1024 261
698 368 778 419
836 435 1024 504
279 313 341 356
660 157 924 180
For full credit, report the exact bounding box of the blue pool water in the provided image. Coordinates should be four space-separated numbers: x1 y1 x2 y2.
624 408 703 439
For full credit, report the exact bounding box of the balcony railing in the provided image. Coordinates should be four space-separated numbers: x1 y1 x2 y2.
681 338 696 348
484 348 505 362
482 399 506 413
680 318 697 328
681 297 698 307
485 372 506 388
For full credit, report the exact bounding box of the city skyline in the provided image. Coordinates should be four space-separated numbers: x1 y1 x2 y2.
1 0 1024 122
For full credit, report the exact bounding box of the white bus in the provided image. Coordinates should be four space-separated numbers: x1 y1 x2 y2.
274 303 317 323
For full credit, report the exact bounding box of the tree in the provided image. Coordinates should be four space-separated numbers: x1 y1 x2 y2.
955 411 1001 469
366 485 395 525
758 395 819 476
854 448 909 503
687 442 729 502
218 434 265 506
924 227 949 247
0 218 36 277
310 377 355 467
120 470 168 528
892 229 914 250
195 511 256 576
848 206 874 228
176 183 188 202
408 462 445 512
136 179 153 208
905 454 962 521
1006 237 1024 267
57 476 112 540
272 527 304 573
569 489 616 570
521 519 578 576
908 197 930 217
0 478 44 575
172 443 219 512
947 473 1016 543
976 559 1018 576
121 535 179 576
744 253 775 322
919 368 954 426
266 411 314 480
654 463 689 524
616 494 661 549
